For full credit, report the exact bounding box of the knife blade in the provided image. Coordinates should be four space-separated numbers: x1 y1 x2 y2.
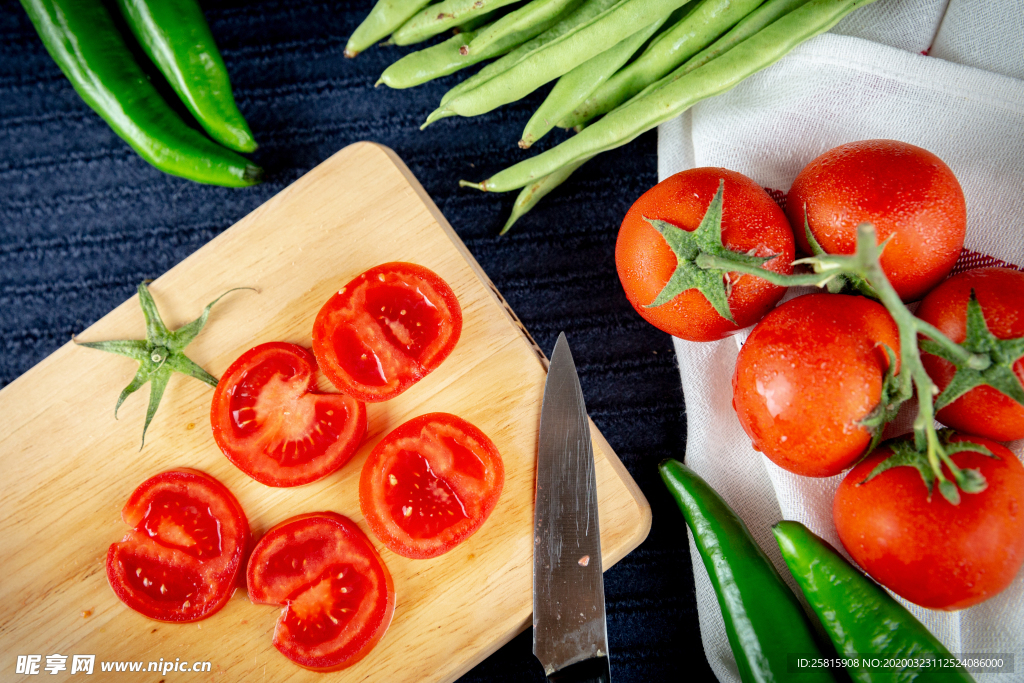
533 332 611 683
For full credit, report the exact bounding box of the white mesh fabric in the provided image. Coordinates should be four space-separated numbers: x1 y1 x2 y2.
657 1 1024 680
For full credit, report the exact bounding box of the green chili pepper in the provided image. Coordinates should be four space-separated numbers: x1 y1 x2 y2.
773 521 977 683
21 0 261 187
659 459 838 683
115 0 257 154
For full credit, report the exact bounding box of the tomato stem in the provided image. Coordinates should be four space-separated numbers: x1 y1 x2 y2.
694 252 824 286
700 223 988 501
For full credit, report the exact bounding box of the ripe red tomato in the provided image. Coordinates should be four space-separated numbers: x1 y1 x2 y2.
210 342 367 487
787 139 966 302
247 512 395 671
615 167 795 342
732 293 899 477
106 469 249 622
312 262 463 402
916 267 1024 441
360 413 504 559
834 434 1024 610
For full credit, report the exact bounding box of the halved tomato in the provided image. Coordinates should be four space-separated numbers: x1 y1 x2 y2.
246 512 396 671
211 342 367 487
312 262 463 403
106 469 250 622
360 413 504 559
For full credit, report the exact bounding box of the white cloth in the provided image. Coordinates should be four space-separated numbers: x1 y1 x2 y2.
656 1 1024 680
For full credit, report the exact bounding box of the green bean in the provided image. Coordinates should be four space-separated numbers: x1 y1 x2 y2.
564 0 764 128
392 0 523 46
432 0 611 114
500 157 590 233
378 26 483 88
455 7 502 32
462 0 879 193
467 0 578 56
431 0 692 120
382 0 573 89
519 15 667 148
346 0 432 57
561 0 811 128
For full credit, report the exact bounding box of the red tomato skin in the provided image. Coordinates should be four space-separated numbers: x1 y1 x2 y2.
106 469 250 622
916 267 1024 441
732 293 899 477
210 342 367 487
360 413 504 559
834 435 1024 610
616 167 795 342
246 512 396 672
312 262 463 402
787 139 966 302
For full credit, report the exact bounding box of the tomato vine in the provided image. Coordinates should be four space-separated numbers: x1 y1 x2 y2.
700 222 1023 503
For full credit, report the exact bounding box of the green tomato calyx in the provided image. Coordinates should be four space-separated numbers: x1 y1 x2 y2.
646 179 780 324
919 289 1024 411
75 282 254 449
862 431 996 505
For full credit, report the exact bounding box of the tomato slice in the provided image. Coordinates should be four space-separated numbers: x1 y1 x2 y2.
360 413 504 559
210 342 367 487
312 263 463 402
106 469 250 622
246 512 396 671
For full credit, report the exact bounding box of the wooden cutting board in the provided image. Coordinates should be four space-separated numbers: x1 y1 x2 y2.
0 142 651 682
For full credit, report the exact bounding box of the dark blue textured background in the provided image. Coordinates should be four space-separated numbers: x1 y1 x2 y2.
1 1 715 679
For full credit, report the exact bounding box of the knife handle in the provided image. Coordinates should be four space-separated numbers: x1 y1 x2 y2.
548 656 610 683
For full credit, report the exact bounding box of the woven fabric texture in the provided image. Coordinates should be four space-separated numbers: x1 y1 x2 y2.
1 0 713 680
658 1 1024 681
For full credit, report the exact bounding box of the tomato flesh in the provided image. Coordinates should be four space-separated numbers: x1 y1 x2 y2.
106 469 249 622
140 489 222 558
247 513 395 671
732 293 899 477
387 450 470 539
834 435 1024 610
120 553 203 605
364 282 444 360
916 267 1024 441
360 413 503 559
211 342 367 487
313 263 462 402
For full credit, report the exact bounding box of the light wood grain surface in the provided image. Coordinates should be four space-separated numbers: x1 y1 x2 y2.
0 142 651 682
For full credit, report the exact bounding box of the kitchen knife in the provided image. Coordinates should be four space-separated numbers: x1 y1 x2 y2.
534 332 611 683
